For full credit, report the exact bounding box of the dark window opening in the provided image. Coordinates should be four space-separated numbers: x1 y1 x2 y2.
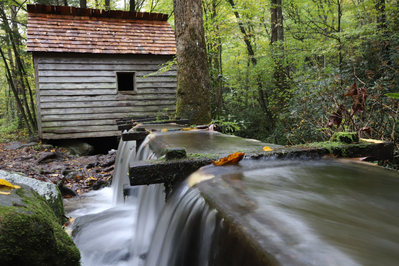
117 72 136 92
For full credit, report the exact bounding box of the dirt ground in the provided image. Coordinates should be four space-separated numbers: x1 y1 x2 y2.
0 142 116 197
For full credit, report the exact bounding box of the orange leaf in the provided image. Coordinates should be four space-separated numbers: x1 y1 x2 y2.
212 152 245 166
263 146 274 151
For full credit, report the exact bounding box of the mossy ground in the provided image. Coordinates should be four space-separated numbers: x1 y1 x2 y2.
0 187 80 266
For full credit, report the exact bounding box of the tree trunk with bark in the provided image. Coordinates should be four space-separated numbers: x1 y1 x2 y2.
80 0 86 8
173 0 211 124
271 0 289 108
130 0 135 11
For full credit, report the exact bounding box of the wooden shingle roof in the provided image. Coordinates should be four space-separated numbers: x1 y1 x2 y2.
27 4 176 55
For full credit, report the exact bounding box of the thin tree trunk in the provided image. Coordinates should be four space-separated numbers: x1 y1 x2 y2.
173 0 211 124
80 0 87 8
271 0 289 108
0 48 32 135
1 8 37 130
130 0 135 11
227 0 272 120
211 0 222 116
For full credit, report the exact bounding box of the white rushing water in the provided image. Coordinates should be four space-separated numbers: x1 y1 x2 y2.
66 137 163 266
66 136 217 266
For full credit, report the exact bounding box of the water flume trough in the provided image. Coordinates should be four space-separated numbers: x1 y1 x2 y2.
65 128 398 266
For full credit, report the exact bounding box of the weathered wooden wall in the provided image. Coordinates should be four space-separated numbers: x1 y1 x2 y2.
34 53 177 139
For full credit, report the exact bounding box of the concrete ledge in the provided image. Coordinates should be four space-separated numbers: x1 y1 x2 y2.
248 140 393 161
129 155 217 192
129 140 394 188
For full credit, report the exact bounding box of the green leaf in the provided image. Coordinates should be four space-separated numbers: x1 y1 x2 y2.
385 93 399 99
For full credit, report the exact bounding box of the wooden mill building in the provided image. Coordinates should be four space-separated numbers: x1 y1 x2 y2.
27 4 177 140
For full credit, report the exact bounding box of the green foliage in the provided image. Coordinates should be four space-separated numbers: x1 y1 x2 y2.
386 93 399 99
211 115 245 134
202 0 399 150
0 118 28 142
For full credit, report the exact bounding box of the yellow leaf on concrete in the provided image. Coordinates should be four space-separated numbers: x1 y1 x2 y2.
161 128 168 132
212 152 245 166
181 127 196 131
263 146 274 152
0 191 11 195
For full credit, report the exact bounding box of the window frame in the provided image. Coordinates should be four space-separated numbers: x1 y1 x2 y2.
116 71 137 94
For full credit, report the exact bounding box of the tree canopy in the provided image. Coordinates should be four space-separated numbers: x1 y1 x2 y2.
1 0 398 157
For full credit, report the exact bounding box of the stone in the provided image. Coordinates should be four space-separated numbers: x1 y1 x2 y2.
64 171 78 181
0 182 80 266
35 143 54 151
27 136 40 143
0 170 65 224
6 141 38 150
58 140 94 156
165 147 187 160
57 181 78 197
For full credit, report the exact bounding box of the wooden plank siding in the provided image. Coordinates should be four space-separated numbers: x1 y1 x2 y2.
35 53 177 139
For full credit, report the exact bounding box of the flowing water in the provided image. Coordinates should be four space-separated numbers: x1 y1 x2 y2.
65 132 399 266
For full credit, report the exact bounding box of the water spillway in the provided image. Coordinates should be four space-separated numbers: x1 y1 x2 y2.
194 159 399 265
65 130 399 266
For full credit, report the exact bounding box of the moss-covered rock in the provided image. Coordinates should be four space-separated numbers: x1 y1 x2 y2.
330 132 360 144
0 170 65 224
165 147 187 160
0 185 81 266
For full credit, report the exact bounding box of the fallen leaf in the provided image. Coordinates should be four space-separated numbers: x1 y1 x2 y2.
352 157 369 161
263 146 274 151
0 179 21 189
212 152 245 166
0 179 21 195
181 127 196 131
161 128 168 132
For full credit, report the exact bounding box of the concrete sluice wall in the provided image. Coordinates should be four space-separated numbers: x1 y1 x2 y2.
68 130 399 266
143 131 399 266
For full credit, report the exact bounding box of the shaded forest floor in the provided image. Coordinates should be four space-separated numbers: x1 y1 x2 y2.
0 141 116 197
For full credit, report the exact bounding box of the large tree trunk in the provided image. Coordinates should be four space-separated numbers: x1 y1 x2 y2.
173 0 211 124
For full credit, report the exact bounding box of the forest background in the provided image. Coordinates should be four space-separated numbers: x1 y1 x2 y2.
1 0 398 160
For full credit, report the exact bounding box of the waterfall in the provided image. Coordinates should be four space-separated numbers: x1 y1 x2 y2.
145 184 217 266
69 135 219 266
111 137 136 206
71 136 165 266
